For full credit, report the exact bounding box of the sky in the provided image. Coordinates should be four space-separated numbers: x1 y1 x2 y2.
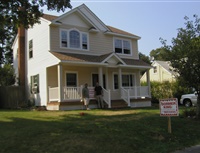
43 0 200 56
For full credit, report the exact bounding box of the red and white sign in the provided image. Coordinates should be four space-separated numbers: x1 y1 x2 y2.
159 98 179 116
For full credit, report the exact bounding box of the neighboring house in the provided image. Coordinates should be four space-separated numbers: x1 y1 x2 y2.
12 4 152 110
141 60 176 82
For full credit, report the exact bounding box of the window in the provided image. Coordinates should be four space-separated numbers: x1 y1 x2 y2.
60 29 88 50
30 74 39 94
114 38 131 55
122 74 133 87
70 30 80 48
82 33 88 49
114 74 119 89
115 39 122 53
153 66 157 73
66 73 77 87
61 30 67 47
29 39 33 59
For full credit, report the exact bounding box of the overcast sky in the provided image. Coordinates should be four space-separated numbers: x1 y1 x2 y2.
43 0 200 56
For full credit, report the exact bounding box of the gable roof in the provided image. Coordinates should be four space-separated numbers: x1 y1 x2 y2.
41 4 140 38
153 60 175 75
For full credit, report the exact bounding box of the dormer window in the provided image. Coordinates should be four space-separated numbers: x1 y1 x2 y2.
114 38 131 55
60 29 88 50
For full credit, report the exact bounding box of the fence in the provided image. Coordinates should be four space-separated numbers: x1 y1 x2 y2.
0 86 26 109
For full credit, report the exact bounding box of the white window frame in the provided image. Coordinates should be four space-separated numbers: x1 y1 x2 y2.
113 37 132 56
113 72 136 90
60 28 89 51
122 73 136 87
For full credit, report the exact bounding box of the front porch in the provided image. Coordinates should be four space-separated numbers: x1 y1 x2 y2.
46 53 152 110
47 86 151 110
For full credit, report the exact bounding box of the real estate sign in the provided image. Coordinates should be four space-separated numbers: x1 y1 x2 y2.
159 98 179 116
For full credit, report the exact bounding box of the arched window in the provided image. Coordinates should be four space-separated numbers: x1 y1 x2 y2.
69 30 80 48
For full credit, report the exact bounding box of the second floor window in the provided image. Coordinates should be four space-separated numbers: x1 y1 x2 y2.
60 29 88 50
29 39 33 59
114 38 131 55
70 30 80 48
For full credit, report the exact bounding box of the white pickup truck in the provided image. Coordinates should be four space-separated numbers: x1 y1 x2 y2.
180 92 198 107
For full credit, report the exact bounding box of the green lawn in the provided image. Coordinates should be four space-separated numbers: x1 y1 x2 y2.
0 106 200 153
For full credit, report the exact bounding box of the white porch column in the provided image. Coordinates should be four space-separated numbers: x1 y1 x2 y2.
58 64 63 102
105 67 108 89
118 68 122 89
146 69 151 98
98 67 103 86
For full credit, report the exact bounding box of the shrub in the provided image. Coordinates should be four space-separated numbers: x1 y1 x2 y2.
182 107 196 118
141 81 193 103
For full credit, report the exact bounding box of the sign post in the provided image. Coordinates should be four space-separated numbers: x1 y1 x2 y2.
159 98 179 134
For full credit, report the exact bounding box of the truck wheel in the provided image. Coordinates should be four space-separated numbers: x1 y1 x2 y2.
184 99 192 107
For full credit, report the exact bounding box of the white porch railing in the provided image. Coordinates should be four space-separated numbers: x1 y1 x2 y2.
49 86 149 107
49 87 59 101
63 87 82 100
49 86 111 107
123 86 149 98
102 88 111 108
121 87 130 107
121 86 149 106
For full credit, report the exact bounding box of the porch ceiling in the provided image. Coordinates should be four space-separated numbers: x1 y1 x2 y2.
50 51 151 68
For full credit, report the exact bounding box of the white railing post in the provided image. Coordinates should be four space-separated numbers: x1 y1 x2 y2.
128 89 130 107
108 89 111 108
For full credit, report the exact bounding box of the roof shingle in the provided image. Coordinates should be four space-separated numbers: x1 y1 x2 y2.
51 51 150 67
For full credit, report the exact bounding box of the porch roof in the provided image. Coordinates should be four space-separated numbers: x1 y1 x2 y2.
50 51 151 68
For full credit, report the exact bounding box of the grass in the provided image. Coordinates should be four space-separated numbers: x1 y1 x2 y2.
0 106 200 153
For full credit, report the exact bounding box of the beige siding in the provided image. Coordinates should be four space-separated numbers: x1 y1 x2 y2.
50 25 139 59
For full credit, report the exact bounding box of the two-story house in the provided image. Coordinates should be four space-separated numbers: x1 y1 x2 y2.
141 60 176 82
12 4 151 110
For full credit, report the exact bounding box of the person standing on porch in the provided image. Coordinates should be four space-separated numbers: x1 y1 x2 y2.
95 82 104 109
82 83 90 110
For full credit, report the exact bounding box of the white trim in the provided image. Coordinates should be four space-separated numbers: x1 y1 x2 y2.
105 31 141 40
112 71 136 90
101 53 126 65
59 28 89 51
113 37 133 56
51 4 109 32
122 73 136 87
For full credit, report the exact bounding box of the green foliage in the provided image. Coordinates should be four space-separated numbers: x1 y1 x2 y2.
139 52 151 76
0 0 72 65
139 52 151 64
161 14 200 118
149 81 192 103
150 47 170 61
161 15 200 93
0 64 16 86
182 107 197 118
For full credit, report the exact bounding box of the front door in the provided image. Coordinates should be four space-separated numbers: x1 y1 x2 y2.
92 74 106 88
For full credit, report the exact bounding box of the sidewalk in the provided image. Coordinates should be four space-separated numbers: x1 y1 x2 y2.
173 145 200 153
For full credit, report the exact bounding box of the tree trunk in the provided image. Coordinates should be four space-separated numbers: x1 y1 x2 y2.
197 93 200 119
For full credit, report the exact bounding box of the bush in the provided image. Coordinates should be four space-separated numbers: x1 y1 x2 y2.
141 81 193 103
182 107 196 118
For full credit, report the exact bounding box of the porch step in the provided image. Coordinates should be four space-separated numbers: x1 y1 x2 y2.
111 100 129 109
